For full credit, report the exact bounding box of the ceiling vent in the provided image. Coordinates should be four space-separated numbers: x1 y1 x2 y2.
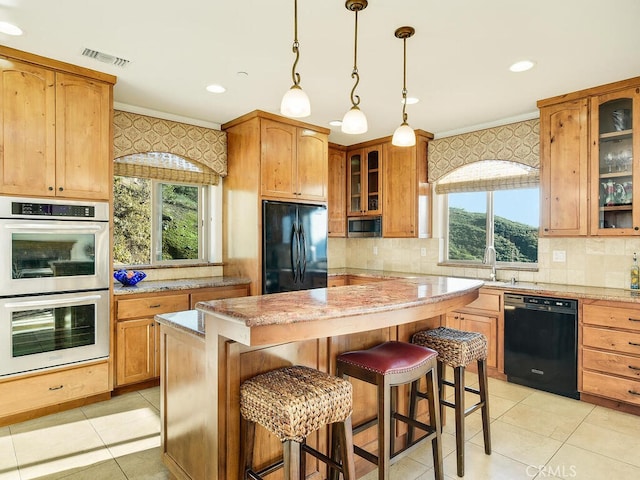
81 48 130 67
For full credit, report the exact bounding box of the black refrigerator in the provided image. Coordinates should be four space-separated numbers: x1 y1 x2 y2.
262 200 328 294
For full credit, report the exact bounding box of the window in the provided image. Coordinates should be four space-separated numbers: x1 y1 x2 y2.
447 187 539 264
113 176 208 266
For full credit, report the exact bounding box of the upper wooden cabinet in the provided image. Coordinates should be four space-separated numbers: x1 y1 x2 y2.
538 76 640 237
590 87 640 235
328 144 347 237
383 132 431 238
0 50 114 200
260 118 328 202
539 99 589 236
347 144 383 216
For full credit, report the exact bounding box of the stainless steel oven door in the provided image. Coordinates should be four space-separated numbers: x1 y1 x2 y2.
0 290 109 377
0 219 109 296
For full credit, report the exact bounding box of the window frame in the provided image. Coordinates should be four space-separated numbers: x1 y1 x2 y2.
444 188 539 269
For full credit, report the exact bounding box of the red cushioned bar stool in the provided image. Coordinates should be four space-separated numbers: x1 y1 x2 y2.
411 327 491 477
335 341 443 480
240 365 356 480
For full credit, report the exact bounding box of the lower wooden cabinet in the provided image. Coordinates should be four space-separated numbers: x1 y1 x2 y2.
581 301 640 406
0 361 109 419
114 284 249 388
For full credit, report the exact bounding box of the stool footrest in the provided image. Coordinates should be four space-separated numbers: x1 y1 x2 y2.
247 460 284 480
352 417 378 436
354 445 378 465
464 401 485 417
301 443 344 474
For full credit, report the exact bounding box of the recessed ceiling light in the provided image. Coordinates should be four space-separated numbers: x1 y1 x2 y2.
329 120 342 127
206 84 226 94
0 21 23 36
402 97 420 105
509 60 535 73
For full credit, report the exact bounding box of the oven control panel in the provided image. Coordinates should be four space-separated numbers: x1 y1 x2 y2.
11 201 95 218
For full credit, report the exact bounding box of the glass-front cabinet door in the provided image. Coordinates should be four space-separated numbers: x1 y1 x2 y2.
347 145 383 216
591 87 640 235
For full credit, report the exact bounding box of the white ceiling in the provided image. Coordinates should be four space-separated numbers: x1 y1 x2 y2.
3 0 640 145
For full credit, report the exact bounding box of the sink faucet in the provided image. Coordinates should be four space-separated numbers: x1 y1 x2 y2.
483 245 497 281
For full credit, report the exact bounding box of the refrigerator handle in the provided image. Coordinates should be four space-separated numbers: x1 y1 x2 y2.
299 223 307 282
290 223 299 283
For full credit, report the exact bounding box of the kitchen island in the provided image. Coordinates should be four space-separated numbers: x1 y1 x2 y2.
157 275 482 480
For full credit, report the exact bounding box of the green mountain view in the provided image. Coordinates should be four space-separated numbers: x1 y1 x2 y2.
449 207 538 263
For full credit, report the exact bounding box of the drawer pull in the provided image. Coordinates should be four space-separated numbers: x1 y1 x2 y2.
49 385 64 391
149 304 161 308
629 390 640 396
629 318 640 322
629 342 640 347
629 365 640 371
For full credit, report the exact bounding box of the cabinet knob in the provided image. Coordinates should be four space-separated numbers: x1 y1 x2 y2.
48 186 54 191
635 226 639 231
58 187 64 192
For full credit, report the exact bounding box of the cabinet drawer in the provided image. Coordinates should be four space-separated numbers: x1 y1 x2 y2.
583 325 640 355
583 348 640 380
582 370 640 406
190 285 249 308
465 290 500 312
0 362 109 417
583 304 640 331
117 294 190 320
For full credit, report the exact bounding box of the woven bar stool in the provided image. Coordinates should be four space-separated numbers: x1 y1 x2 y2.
411 327 491 477
240 365 356 480
335 341 443 480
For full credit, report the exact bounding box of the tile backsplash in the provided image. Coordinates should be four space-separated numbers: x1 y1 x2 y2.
328 236 640 290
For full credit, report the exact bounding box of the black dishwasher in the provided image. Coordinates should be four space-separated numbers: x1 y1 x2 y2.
504 293 579 399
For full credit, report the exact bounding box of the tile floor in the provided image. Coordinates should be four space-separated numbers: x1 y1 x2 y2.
2 374 640 480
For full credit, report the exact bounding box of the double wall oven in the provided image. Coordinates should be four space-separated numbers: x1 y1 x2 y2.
0 196 110 377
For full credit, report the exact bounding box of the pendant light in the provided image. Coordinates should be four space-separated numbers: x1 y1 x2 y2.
391 26 416 147
341 0 368 134
280 0 311 118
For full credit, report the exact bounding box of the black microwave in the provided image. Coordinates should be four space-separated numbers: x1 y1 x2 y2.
347 216 382 237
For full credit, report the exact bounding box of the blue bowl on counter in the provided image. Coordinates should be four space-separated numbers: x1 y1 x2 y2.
114 269 146 286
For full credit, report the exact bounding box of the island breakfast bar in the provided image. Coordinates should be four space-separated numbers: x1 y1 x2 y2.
157 276 483 480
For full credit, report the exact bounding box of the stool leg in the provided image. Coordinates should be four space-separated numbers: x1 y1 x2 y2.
426 367 443 480
478 358 492 455
437 361 445 432
241 417 255 479
378 375 391 480
407 378 419 443
453 366 465 477
334 417 356 480
283 440 301 480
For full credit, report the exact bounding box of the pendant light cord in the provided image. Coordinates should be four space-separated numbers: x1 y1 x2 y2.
349 8 361 107
401 35 408 123
290 0 301 87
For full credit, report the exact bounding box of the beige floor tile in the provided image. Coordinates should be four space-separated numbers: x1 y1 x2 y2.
499 403 583 442
115 447 170 480
583 404 640 438
28 459 127 480
10 416 111 480
471 419 562 467
520 390 595 419
359 454 430 480
545 443 640 480
137 387 161 411
0 426 19 480
91 410 161 458
82 391 156 419
8 408 86 435
442 442 531 480
407 432 457 467
442 411 486 442
487 394 518 419
566 421 640 467
486 378 537 402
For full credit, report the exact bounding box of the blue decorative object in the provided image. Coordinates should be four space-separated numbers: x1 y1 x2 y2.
114 269 146 286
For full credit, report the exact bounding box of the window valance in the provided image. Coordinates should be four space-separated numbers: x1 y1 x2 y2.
113 110 227 185
435 159 539 194
428 119 539 184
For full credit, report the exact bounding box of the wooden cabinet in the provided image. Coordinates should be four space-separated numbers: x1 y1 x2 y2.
0 361 109 421
539 98 589 236
383 132 431 237
589 87 640 234
260 118 327 202
328 144 347 237
0 53 113 200
115 284 249 387
445 288 502 371
581 301 640 406
347 145 383 216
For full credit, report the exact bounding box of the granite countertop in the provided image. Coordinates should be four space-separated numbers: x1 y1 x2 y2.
113 276 250 295
156 309 205 338
195 276 483 327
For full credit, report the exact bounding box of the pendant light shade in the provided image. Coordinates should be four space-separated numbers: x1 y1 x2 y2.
392 26 416 147
281 0 311 118
341 0 368 134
